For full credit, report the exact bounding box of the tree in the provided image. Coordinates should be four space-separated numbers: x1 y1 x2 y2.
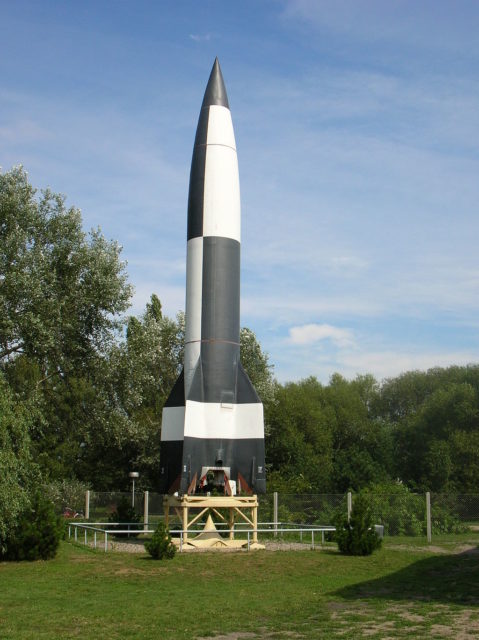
0 166 133 486
0 373 39 553
335 493 382 556
94 296 185 488
393 381 479 491
1 492 63 561
240 327 275 408
324 374 392 492
0 166 132 374
266 377 333 492
145 522 176 560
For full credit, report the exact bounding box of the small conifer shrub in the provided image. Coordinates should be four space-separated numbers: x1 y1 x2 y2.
145 522 176 560
1 492 63 561
108 497 142 537
335 493 382 556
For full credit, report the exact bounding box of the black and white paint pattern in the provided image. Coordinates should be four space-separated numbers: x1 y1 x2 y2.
160 59 265 494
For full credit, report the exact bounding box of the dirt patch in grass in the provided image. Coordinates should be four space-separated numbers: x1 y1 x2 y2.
456 544 479 554
196 633 304 640
326 600 479 639
387 544 449 554
196 634 257 640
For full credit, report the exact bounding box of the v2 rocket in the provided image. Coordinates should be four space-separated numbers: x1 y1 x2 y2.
159 58 266 496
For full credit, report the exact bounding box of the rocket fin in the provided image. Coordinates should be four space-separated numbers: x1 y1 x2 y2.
236 361 261 404
159 369 185 494
164 368 185 407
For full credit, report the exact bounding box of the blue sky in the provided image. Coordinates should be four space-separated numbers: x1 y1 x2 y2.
2 0 479 383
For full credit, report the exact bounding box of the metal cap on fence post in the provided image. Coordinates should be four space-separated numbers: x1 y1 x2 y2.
85 490 90 520
144 490 149 532
426 491 432 543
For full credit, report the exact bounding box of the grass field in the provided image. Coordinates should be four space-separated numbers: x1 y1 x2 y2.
1 535 478 639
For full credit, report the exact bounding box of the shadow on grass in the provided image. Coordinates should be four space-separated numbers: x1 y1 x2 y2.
336 547 479 605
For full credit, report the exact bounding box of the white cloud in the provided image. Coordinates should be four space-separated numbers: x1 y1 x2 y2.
338 350 479 382
189 33 211 42
288 323 354 347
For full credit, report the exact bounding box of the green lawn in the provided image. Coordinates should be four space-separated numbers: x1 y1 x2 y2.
1 536 478 639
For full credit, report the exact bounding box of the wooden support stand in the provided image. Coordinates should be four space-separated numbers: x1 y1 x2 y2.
163 494 259 546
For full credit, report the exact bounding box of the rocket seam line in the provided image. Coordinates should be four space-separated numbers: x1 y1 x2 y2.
195 143 236 151
185 339 240 346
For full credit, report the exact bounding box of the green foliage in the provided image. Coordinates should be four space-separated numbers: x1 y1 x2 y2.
363 482 426 536
266 377 333 493
335 494 382 556
381 367 479 493
145 522 176 560
240 327 275 408
0 166 131 370
430 498 469 534
0 166 133 488
1 492 62 561
108 497 142 537
43 479 89 515
0 373 39 553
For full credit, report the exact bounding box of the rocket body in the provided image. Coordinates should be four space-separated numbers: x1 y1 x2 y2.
159 59 266 495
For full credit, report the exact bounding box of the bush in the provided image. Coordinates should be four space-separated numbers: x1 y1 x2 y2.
364 482 426 536
335 493 382 556
431 503 469 534
363 482 469 535
0 492 63 561
145 522 176 560
108 497 142 537
43 479 89 516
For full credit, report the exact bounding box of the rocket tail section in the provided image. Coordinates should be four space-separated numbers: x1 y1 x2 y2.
160 361 266 495
179 360 266 494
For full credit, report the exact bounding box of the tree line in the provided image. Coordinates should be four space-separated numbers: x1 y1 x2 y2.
1 167 478 549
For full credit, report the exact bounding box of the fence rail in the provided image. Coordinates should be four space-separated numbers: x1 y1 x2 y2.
62 491 479 543
67 521 337 553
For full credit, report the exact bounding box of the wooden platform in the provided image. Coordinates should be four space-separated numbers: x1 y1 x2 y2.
163 494 260 547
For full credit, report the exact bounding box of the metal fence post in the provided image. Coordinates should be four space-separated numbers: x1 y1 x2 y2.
144 491 149 532
347 492 352 522
426 492 432 543
273 491 278 537
85 490 90 520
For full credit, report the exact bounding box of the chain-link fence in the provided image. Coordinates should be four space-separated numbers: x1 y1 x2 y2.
430 494 479 534
76 491 479 542
88 491 145 521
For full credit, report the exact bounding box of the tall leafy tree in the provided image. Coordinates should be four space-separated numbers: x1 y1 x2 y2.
0 166 132 374
1 167 132 486
266 377 333 492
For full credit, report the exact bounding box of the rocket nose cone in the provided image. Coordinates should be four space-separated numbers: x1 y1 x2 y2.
201 57 230 109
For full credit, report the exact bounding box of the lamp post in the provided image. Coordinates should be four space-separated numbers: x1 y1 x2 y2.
129 471 139 508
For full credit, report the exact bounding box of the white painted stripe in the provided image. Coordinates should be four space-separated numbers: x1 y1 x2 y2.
206 105 236 149
185 237 203 395
203 145 241 241
185 237 203 344
184 400 264 440
161 406 185 441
